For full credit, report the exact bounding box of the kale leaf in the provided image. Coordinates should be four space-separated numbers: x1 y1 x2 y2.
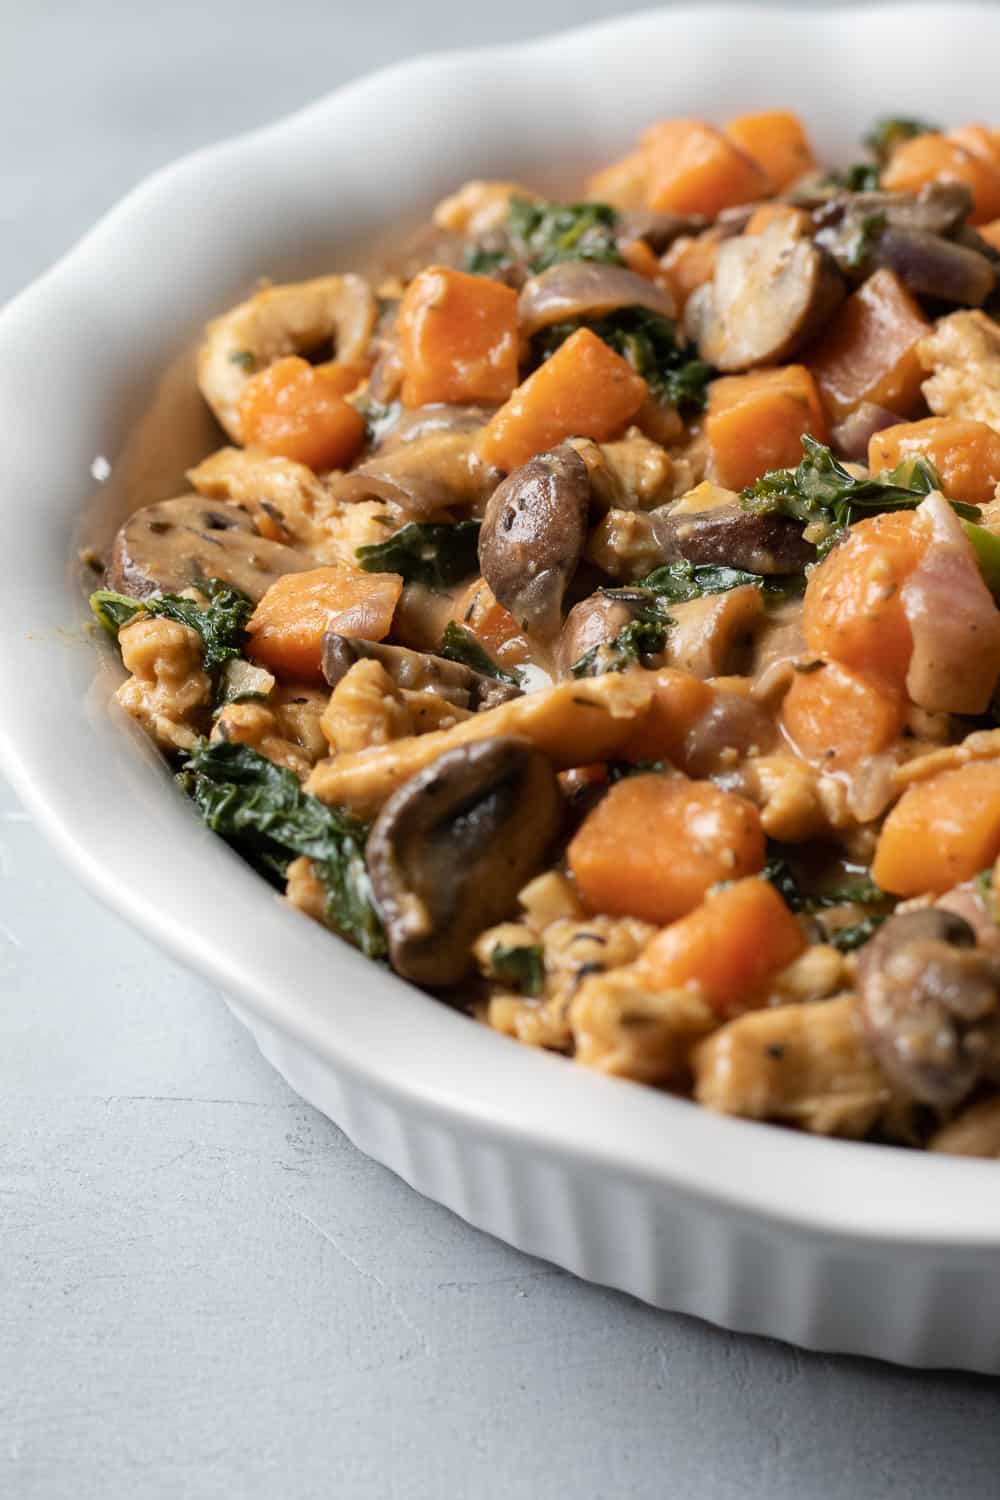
502 196 625 274
606 759 668 782
177 739 386 959
356 397 401 448
356 520 482 588
631 558 801 604
742 436 978 551
490 942 545 997
439 622 521 686
829 915 887 952
535 306 711 412
571 617 669 678
763 847 891 920
822 162 882 193
90 579 254 673
864 116 940 162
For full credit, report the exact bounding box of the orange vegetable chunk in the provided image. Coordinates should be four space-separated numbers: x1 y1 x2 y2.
567 773 764 925
616 668 715 764
642 119 770 216
397 266 519 407
743 202 812 237
781 660 905 770
873 763 1000 895
868 417 1000 506
239 356 366 471
949 124 1000 170
247 565 402 682
450 578 530 667
724 111 816 191
478 328 648 472
805 269 931 422
706 365 829 490
882 132 1000 225
801 511 928 688
660 228 723 312
586 150 650 210
638 877 806 1017
978 218 1000 252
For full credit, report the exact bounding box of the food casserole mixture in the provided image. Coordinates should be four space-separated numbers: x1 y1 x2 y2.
91 111 1000 1157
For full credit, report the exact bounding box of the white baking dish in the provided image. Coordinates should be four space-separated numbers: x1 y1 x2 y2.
2 3 999 1372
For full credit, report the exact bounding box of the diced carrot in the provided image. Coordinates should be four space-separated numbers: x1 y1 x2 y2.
801 511 928 688
450 578 530 667
949 123 1000 171
616 668 716 764
743 202 812 237
882 133 1000 225
660 228 724 312
586 149 650 210
567 773 765 925
781 659 905 770
637 877 806 1017
978 219 1000 251
620 237 671 286
397 266 519 407
238 356 366 471
724 111 816 191
247 565 402 682
642 119 770 216
311 361 369 396
873 762 1000 895
868 416 1000 507
478 328 648 472
706 365 829 489
805 268 931 422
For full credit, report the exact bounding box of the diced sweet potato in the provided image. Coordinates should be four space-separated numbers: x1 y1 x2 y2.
660 228 724 312
638 876 805 1016
978 218 1000 252
781 659 905 770
616 668 716 764
397 266 519 407
724 111 816 191
801 511 928 688
743 202 812 237
706 365 829 489
805 269 931 422
450 578 530 667
478 328 648 472
642 119 770 216
247 565 402 682
586 149 650 210
567 774 764 925
872 762 1000 895
882 132 1000 225
238 356 366 471
868 416 1000 506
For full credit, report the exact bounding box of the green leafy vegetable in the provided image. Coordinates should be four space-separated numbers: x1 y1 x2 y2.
536 307 711 411
631 558 801 604
215 658 275 711
228 349 257 372
571 617 669 678
490 942 545 997
356 397 401 448
809 878 888 910
763 848 891 918
823 162 881 193
828 210 888 274
464 246 513 275
439 622 521 686
829 915 887 952
356 520 481 588
742 436 979 553
762 853 807 912
864 116 940 162
607 759 667 783
504 196 625 274
178 740 386 959
90 579 254 672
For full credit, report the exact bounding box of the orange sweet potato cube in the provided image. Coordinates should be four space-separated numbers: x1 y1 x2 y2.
398 266 519 407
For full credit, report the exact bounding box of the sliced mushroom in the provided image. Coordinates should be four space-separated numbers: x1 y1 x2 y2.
651 502 814 575
478 444 592 639
107 494 316 601
366 736 561 985
812 182 973 240
682 689 778 776
518 262 675 338
871 226 995 306
375 403 497 452
555 592 639 678
685 216 844 372
331 432 501 520
857 908 1000 1111
664 585 764 679
831 403 904 462
321 634 519 711
617 210 709 253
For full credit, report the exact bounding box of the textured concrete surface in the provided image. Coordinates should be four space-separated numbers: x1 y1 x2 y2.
2 3 998 1497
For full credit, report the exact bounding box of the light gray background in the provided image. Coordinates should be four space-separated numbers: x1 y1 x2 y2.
3 3 999 1497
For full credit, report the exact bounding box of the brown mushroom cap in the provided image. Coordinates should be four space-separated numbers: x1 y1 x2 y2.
107 494 316 601
518 262 676 338
685 217 844 372
321 634 519 712
857 908 1000 1111
555 592 638 678
478 443 592 639
651 503 814 575
366 736 561 986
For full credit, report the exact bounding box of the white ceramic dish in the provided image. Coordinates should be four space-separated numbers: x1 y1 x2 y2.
3 3 1000 1373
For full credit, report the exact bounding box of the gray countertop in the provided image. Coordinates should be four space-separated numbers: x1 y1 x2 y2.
2 3 998 1495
